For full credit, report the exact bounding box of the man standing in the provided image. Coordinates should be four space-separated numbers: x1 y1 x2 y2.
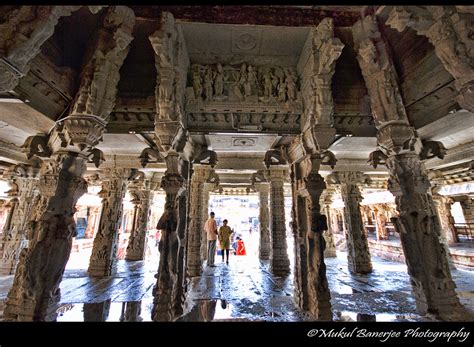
204 212 218 267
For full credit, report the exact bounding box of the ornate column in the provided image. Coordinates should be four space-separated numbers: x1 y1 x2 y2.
0 166 39 275
328 172 372 274
148 11 190 322
3 6 134 322
152 152 184 321
432 195 458 245
84 206 100 239
87 169 130 276
321 190 337 257
200 182 212 262
354 15 465 320
256 182 271 260
83 300 111 322
265 165 291 276
187 164 210 276
387 6 474 112
125 177 152 261
373 205 389 240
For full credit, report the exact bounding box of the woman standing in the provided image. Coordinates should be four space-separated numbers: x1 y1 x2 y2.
218 219 233 264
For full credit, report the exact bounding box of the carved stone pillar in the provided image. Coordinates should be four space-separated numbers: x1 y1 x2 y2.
152 152 184 321
84 206 100 239
256 183 271 260
354 15 465 320
432 192 457 269
266 166 291 276
321 190 337 258
186 164 211 277
387 6 474 112
372 205 389 240
0 166 39 275
3 153 88 321
200 183 212 262
88 169 130 277
333 172 372 274
83 300 111 322
125 180 151 261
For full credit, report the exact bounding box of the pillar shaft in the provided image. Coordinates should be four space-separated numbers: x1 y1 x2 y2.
3 153 88 321
339 172 372 274
353 14 464 320
0 173 38 275
152 152 184 321
200 184 211 262
186 165 210 277
373 206 389 240
322 192 336 258
88 169 129 277
125 184 151 261
267 166 290 276
257 183 271 260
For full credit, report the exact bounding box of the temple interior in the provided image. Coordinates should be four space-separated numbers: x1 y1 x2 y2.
0 5 473 322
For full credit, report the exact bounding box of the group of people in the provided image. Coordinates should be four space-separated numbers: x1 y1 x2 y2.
204 212 246 267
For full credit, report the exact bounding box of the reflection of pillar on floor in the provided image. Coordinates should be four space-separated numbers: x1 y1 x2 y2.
88 169 130 277
84 300 111 322
256 183 271 260
125 179 151 261
266 166 290 276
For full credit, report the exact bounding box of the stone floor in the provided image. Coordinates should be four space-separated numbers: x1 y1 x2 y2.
0 240 473 322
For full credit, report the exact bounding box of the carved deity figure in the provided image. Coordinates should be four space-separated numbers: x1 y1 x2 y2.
213 63 226 98
285 70 297 101
278 78 287 102
244 65 257 97
192 65 202 99
262 68 274 97
203 66 213 101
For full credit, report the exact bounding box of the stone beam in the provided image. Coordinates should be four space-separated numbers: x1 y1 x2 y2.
424 141 474 170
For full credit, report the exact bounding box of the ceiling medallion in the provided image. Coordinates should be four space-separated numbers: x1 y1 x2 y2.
235 33 257 51
232 137 256 146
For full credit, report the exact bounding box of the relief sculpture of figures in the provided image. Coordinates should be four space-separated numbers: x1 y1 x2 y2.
187 62 299 104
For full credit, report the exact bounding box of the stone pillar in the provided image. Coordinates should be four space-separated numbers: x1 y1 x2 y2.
291 157 332 320
0 167 39 275
120 301 142 322
321 191 336 258
387 6 474 113
83 300 111 322
373 205 389 240
432 194 457 269
354 15 465 320
337 172 372 274
84 206 100 239
152 152 184 321
88 169 130 277
3 153 89 321
266 166 291 276
256 183 271 260
172 188 189 319
186 164 211 277
125 180 151 261
200 183 211 262
459 197 474 224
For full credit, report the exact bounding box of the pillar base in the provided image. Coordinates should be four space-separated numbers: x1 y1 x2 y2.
88 264 117 277
3 295 59 321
